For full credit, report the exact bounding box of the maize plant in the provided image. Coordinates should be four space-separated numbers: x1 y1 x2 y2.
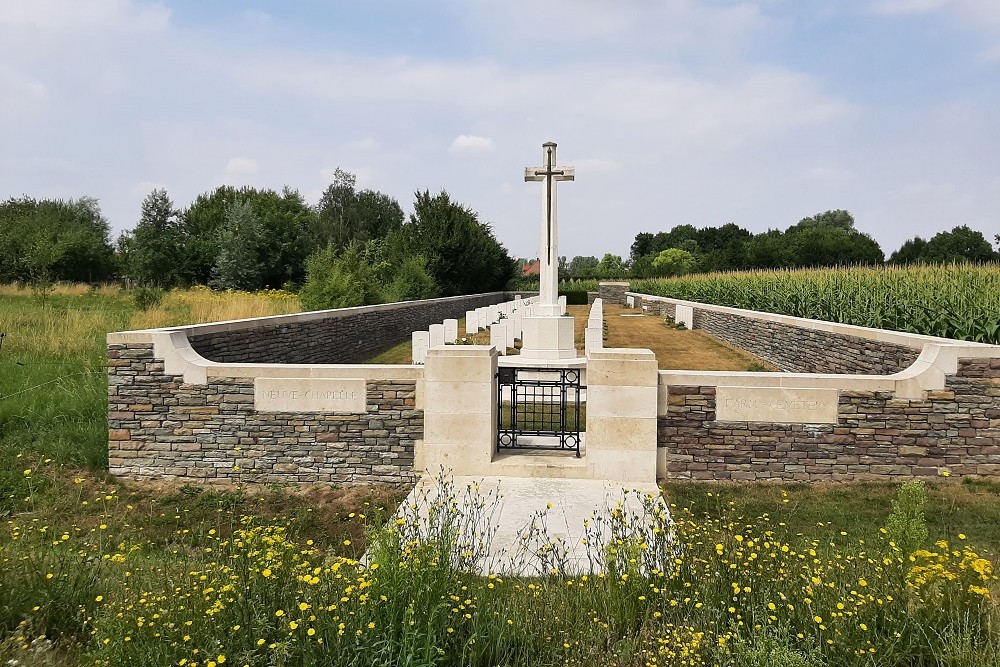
633 263 1000 344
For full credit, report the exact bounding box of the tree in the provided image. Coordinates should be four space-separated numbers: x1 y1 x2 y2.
651 248 697 276
630 232 654 263
120 188 183 286
786 225 884 267
595 253 627 278
0 196 114 284
299 242 386 310
387 190 514 296
385 254 440 302
889 226 998 264
211 199 266 290
794 209 856 230
567 255 599 278
313 168 403 251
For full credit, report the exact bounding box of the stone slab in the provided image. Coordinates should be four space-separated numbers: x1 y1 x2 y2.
715 386 839 424
394 475 665 575
254 377 366 413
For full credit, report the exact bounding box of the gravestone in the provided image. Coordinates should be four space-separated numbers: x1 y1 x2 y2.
412 331 429 364
429 323 445 349
465 310 478 335
444 319 459 343
490 324 508 355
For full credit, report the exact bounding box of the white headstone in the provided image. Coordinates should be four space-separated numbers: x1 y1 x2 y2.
558 295 567 315
429 323 445 348
476 308 487 329
675 304 694 329
489 305 499 324
444 319 459 343
585 326 603 356
626 295 635 308
511 311 523 339
490 323 508 355
465 310 478 335
505 320 516 348
412 331 429 364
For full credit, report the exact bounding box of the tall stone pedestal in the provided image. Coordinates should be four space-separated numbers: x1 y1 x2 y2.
518 315 577 360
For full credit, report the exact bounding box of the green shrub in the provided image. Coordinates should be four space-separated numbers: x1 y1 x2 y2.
885 479 929 555
131 286 165 311
559 290 589 305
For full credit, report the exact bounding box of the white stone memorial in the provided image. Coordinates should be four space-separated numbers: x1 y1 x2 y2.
444 319 459 344
490 323 509 355
411 331 429 364
558 295 567 315
429 323 445 349
519 142 578 360
465 310 478 335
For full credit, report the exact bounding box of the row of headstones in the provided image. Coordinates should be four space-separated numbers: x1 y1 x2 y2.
584 298 604 356
410 295 544 364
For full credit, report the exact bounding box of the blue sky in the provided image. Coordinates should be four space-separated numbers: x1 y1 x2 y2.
2 0 998 260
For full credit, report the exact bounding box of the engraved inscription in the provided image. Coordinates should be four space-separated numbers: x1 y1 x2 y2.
715 386 838 424
254 378 366 413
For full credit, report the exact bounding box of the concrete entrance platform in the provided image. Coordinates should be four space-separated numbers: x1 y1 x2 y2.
396 474 666 576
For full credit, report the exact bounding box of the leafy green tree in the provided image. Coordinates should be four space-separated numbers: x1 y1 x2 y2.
120 188 184 286
299 242 386 310
786 225 884 267
388 190 514 296
567 255 600 278
0 196 114 284
210 200 266 290
889 226 998 264
794 209 856 230
385 254 440 302
595 253 627 278
313 168 404 251
651 248 697 276
629 232 654 263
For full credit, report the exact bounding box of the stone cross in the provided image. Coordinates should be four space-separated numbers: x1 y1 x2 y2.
525 141 574 316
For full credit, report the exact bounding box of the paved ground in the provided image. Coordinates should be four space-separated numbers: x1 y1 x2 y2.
395 474 667 576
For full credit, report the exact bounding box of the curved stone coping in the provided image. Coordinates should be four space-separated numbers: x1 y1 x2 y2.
657 340 1000 413
629 293 998 350
107 329 423 387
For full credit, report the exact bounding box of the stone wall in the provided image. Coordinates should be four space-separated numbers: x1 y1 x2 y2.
598 282 629 305
189 293 509 365
633 295 919 375
660 358 1000 481
108 343 420 484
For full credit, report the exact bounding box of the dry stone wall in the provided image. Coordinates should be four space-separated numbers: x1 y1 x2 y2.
660 358 1000 481
189 293 509 364
108 343 420 484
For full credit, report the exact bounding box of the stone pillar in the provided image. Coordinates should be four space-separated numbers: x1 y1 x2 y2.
598 281 630 306
585 348 658 483
416 346 498 477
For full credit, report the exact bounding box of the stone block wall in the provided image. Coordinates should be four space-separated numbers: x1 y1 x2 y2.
108 343 420 485
660 358 1000 481
633 295 919 375
188 293 509 365
598 282 629 305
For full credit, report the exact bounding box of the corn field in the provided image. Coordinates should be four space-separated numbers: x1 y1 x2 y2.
633 264 1000 344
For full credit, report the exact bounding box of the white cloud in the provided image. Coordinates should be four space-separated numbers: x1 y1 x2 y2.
0 0 170 33
868 0 949 15
449 135 494 154
224 157 258 177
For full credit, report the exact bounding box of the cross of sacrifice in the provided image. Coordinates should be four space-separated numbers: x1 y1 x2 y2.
525 142 574 311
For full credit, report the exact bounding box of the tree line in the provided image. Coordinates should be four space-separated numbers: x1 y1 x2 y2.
0 169 515 308
557 210 1000 280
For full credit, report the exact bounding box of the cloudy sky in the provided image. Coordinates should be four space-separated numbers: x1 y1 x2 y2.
2 0 999 260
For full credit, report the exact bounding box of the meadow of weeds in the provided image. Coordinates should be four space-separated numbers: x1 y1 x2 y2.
0 283 998 666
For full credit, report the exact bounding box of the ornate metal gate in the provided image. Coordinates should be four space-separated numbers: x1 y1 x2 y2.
496 367 583 457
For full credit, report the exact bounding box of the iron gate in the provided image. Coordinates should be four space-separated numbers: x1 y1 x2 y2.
496 367 583 457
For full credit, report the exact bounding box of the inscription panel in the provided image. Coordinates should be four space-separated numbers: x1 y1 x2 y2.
254 378 366 413
715 386 839 424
